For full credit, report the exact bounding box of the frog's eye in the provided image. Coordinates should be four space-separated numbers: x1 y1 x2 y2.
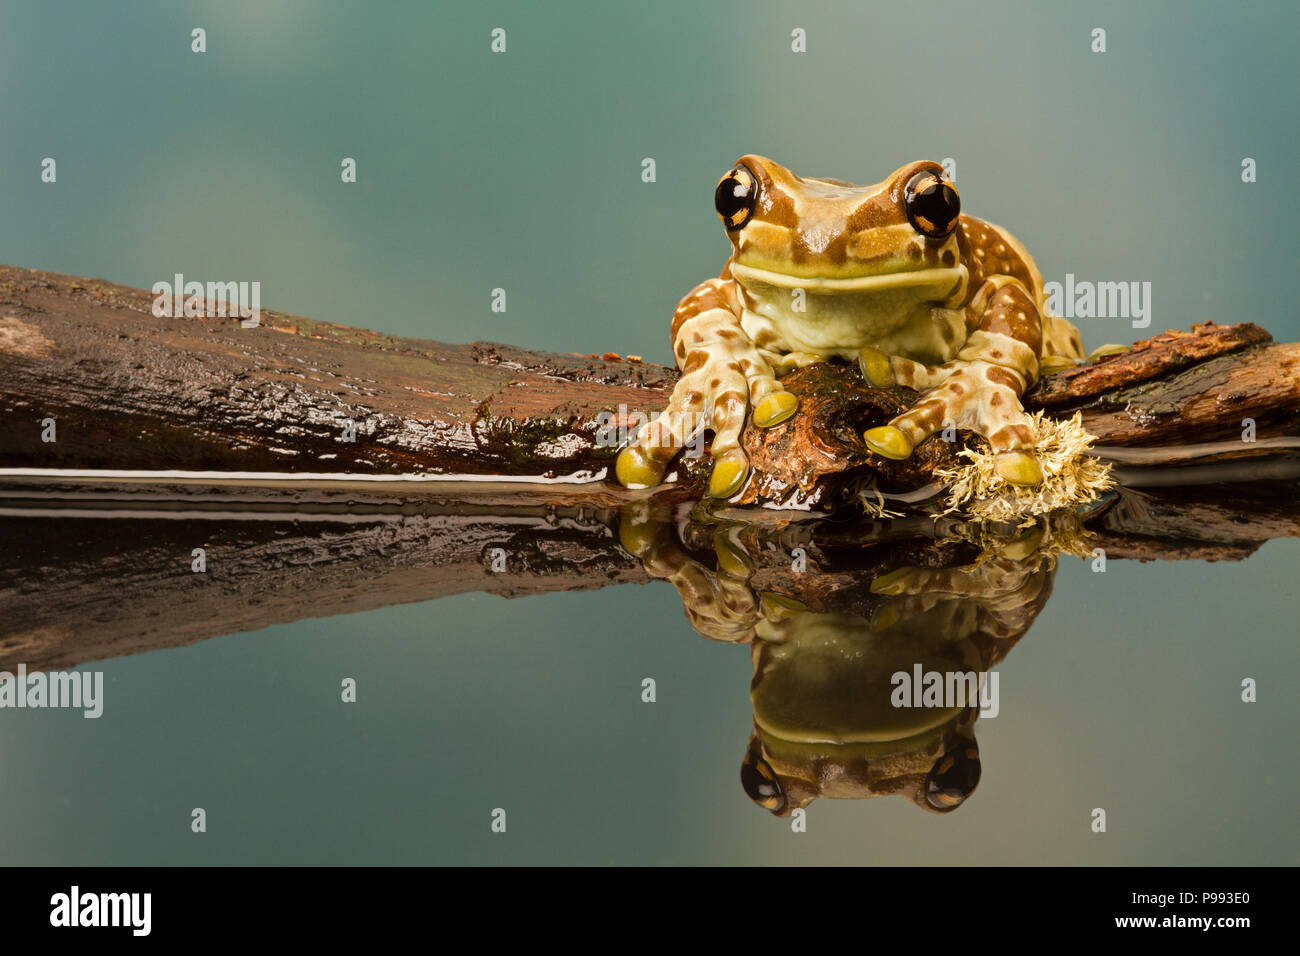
924 741 981 811
715 164 758 230
740 747 786 813
905 171 961 240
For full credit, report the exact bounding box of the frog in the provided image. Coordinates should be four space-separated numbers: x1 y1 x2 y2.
741 537 1056 816
616 155 1087 498
616 500 1062 815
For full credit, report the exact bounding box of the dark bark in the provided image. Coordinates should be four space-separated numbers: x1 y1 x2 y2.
3 265 1297 498
0 265 673 479
0 478 660 671
1 472 1297 671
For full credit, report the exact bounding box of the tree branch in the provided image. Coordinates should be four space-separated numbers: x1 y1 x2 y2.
3 264 1297 501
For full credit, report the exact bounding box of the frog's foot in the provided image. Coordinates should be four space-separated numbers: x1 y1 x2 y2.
1040 342 1131 376
859 346 1042 486
615 356 797 498
1038 354 1081 376
1087 343 1130 361
765 349 824 376
870 527 1047 602
617 505 761 643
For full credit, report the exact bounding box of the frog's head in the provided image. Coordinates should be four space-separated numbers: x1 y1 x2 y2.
715 155 966 302
742 724 983 817
738 608 986 815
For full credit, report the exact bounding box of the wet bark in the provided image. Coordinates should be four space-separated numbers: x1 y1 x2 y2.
0 473 1297 672
3 264 1297 496
0 480 653 671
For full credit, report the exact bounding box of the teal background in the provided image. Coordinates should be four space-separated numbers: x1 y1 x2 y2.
1 0 1298 864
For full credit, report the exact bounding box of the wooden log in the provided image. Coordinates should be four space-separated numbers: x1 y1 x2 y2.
3 264 1298 499
0 265 673 478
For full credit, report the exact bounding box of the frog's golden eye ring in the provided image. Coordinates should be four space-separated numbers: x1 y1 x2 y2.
904 171 961 240
715 164 758 230
740 747 786 813
923 742 981 812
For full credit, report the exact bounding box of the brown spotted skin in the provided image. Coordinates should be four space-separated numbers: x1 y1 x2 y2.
617 503 761 644
956 217 1039 307
616 157 1086 490
615 276 790 483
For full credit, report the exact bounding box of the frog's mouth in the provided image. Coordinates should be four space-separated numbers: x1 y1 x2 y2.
731 262 966 298
755 716 955 756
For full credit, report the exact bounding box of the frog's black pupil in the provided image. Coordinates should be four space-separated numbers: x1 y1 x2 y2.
715 168 756 228
741 752 786 812
924 745 981 811
906 174 960 239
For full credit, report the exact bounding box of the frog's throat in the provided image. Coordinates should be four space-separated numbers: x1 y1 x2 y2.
731 263 967 299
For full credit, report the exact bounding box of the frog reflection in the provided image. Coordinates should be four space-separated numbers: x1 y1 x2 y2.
620 503 1072 815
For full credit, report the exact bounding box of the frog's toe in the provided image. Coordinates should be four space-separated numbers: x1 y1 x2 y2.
759 591 806 620
617 506 662 557
615 445 667 489
994 450 1044 486
870 565 918 595
1038 354 1081 376
615 398 702 489
713 527 755 577
768 350 822 375
1087 343 1130 362
870 602 902 630
752 391 798 428
708 447 750 499
858 346 895 387
863 425 914 461
1001 524 1046 560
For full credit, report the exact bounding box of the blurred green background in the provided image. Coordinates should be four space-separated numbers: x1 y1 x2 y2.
1 0 1297 864
2 0 1297 356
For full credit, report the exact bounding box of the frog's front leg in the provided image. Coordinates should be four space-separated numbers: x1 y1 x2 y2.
860 277 1047 486
616 278 798 498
